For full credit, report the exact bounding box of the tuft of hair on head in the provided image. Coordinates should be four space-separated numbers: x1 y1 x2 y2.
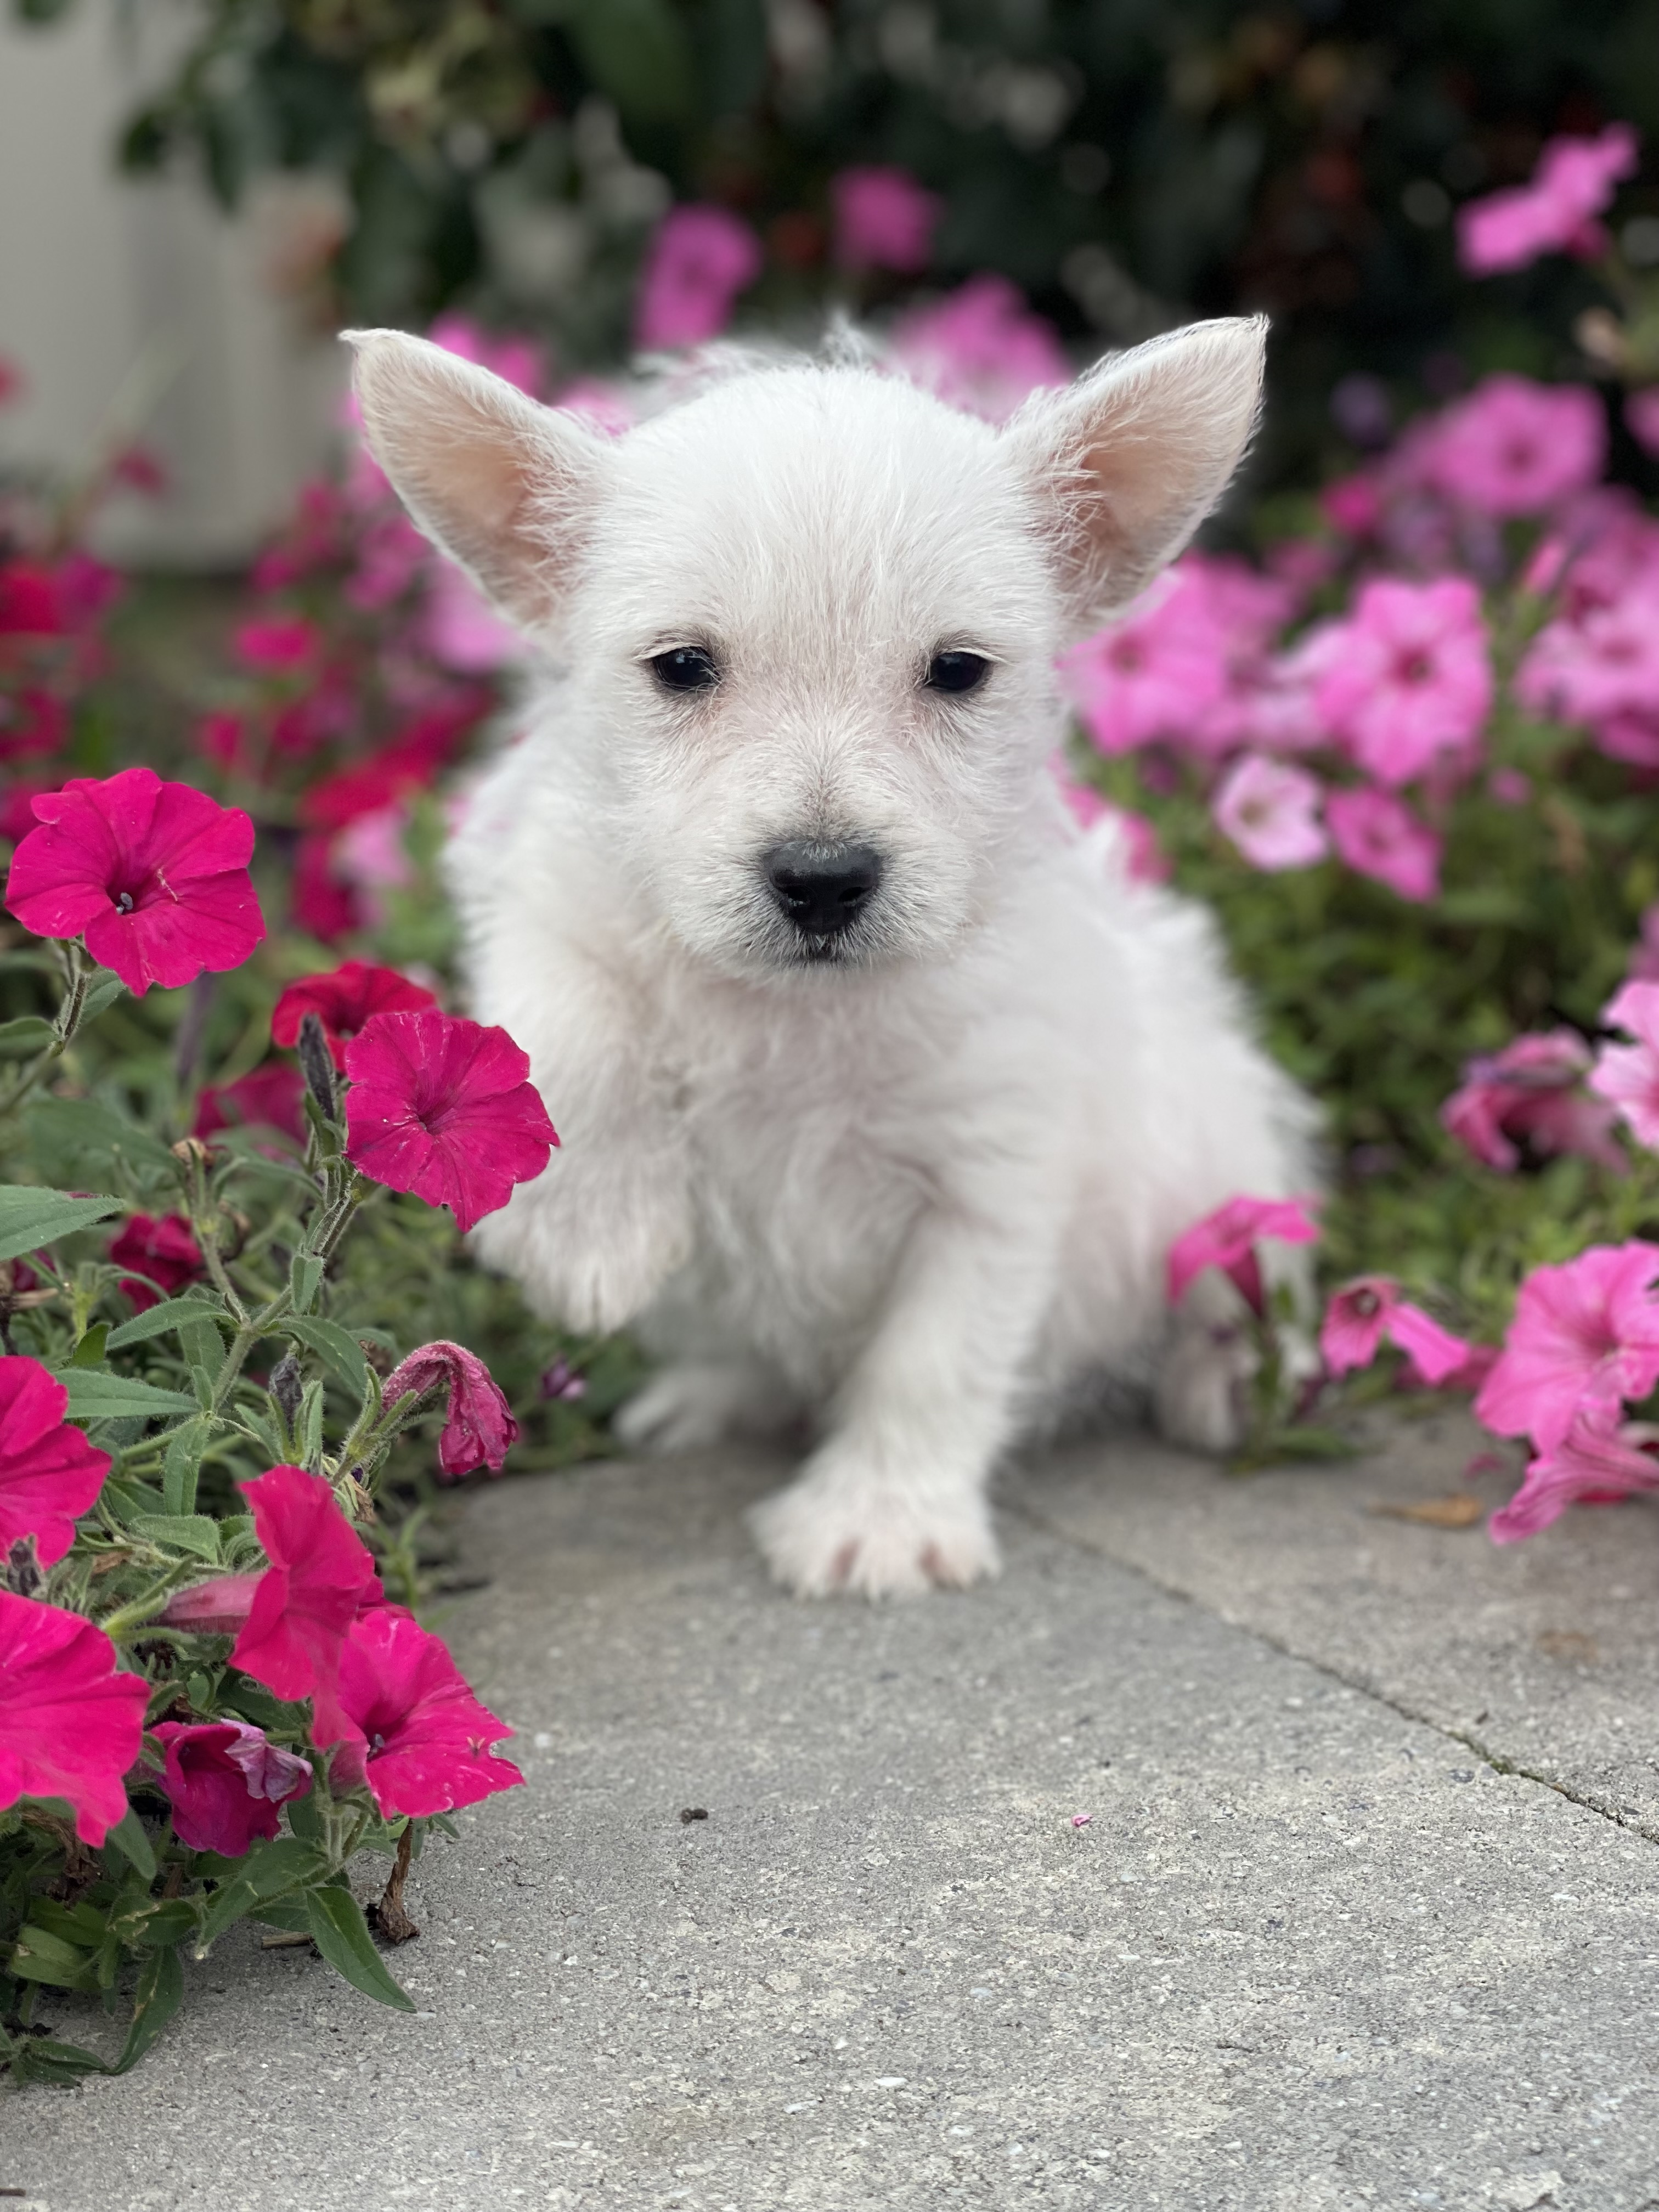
1004 314 1268 633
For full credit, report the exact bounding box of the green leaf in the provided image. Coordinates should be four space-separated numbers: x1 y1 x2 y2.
563 0 694 120
289 1252 323 1310
161 1422 207 1515
108 1944 184 2073
305 1884 414 2012
6 2034 112 2084
110 1900 198 1951
25 1098 173 1183
78 969 128 1024
106 1294 223 1350
10 1923 96 1990
70 1322 110 1368
197 1837 326 1948
58 1372 199 1420
129 1514 221 1562
0 1184 122 1261
104 1805 157 1881
285 1314 369 1397
0 1015 55 1056
30 1898 108 1948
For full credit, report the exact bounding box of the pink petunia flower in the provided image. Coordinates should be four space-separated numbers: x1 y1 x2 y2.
343 1009 558 1237
1475 1241 1659 1451
273 960 438 1072
891 274 1070 423
1441 1031 1623 1173
427 312 544 399
381 1339 520 1480
233 616 319 674
1627 904 1659 985
1589 980 1659 1150
635 205 763 352
193 1063 307 1148
1055 774 1172 884
1517 582 1659 730
229 1465 383 1702
109 1213 205 1312
3 767 264 996
1628 388 1659 460
831 166 943 272
150 1719 312 1856
1325 787 1442 902
1314 577 1492 787
0 1591 149 1844
1063 568 1231 756
312 1605 522 1819
0 1357 110 1567
422 560 524 673
1489 1406 1659 1543
1167 1194 1321 1316
1421 376 1606 518
1457 125 1638 274
1319 1277 1470 1384
1212 754 1328 871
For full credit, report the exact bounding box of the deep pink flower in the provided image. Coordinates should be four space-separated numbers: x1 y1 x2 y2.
291 833 360 943
1489 1407 1659 1543
891 275 1069 422
233 616 319 674
1326 787 1442 902
831 166 942 271
1167 1194 1321 1316
1423 377 1606 518
381 1339 519 1480
312 1605 522 1819
297 707 481 833
230 1465 383 1702
109 1213 205 1312
273 959 438 1071
1628 388 1659 459
1441 1031 1623 1173
3 767 264 995
1212 754 1328 871
1458 125 1638 274
0 1357 110 1567
1319 1278 1470 1384
157 1573 263 1635
0 1592 148 1844
150 1720 312 1855
193 1063 307 1148
1475 1242 1659 1451
343 1009 558 1236
635 205 763 352
1314 578 1492 787
1589 981 1659 1151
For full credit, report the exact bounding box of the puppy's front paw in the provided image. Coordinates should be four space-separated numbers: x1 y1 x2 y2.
1154 1319 1255 1453
750 1458 1000 1600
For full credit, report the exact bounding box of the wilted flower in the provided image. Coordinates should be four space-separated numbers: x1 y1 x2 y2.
1212 754 1328 871
3 766 264 995
230 1465 383 1701
343 1008 558 1237
0 1357 110 1567
635 205 763 351
1441 1031 1622 1173
150 1720 312 1855
1319 1278 1470 1384
1458 125 1638 274
1314 577 1491 787
1589 981 1659 1151
1325 787 1442 902
273 958 437 1071
109 1213 205 1311
831 166 942 272
1166 1194 1321 1315
0 1590 149 1844
1475 1241 1659 1452
1489 1407 1659 1543
313 1605 522 1819
382 1339 519 1479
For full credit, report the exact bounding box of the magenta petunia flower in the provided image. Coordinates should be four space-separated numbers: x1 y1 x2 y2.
1325 787 1442 903
150 1719 312 1855
1212 753 1329 872
1475 1242 1659 1452
381 1339 519 1481
343 1008 557 1237
1458 125 1638 275
0 1357 110 1567
109 1212 205 1312
157 1573 262 1635
230 1465 383 1702
233 616 319 674
1422 377 1606 520
1589 981 1659 1153
272 959 437 1071
1166 1194 1321 1316
1441 1031 1623 1174
3 766 264 995
831 166 943 272
312 1605 522 1819
634 205 763 352
1489 1407 1659 1543
1319 1277 1470 1385
0 1591 149 1844
1314 577 1492 787
193 1063 307 1148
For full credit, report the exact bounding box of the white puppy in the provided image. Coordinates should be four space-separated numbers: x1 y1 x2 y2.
348 318 1316 1598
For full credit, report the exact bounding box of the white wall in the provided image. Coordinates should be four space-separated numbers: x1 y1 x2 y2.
0 3 340 566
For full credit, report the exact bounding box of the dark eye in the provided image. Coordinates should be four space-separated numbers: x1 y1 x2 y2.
926 651 990 696
650 646 720 693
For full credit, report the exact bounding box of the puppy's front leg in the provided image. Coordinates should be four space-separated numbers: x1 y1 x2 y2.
751 1185 1060 1599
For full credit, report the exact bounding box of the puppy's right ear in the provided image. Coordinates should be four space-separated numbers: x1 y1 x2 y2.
343 329 611 634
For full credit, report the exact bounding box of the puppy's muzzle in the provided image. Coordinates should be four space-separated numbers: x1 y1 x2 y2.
763 840 883 941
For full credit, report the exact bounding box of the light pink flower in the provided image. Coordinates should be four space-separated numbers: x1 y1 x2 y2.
1589 981 1659 1150
554 378 635 438
312 1605 522 1819
1212 754 1328 871
1325 787 1441 902
1517 582 1659 728
1166 1194 1321 1316
635 206 763 352
1055 775 1172 884
150 1720 312 1856
0 1593 149 1844
381 1339 519 1480
1458 125 1638 273
891 275 1069 422
1319 1277 1470 1384
1597 710 1659 769
422 561 524 673
427 312 544 398
1628 388 1659 459
1422 376 1606 518
1064 572 1231 757
831 166 942 272
0 1357 110 1568
1489 1406 1659 1542
1314 577 1492 786
1441 1030 1623 1173
1475 1241 1659 1451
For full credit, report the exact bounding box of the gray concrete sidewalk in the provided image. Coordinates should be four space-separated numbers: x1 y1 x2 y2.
8 1419 1659 2211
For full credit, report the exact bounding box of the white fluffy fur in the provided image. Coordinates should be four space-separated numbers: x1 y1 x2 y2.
348 319 1317 1599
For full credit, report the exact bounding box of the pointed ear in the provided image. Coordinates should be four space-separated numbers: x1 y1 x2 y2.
1007 316 1267 630
343 329 611 634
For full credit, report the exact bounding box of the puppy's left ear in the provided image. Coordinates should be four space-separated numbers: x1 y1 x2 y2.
1007 315 1267 631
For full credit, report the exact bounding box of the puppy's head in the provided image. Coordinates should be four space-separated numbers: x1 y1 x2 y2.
348 318 1265 979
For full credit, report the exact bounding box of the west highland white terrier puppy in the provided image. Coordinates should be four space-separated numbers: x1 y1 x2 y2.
348 315 1316 1598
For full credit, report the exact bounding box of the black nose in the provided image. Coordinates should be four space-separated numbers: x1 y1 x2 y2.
763 840 883 936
